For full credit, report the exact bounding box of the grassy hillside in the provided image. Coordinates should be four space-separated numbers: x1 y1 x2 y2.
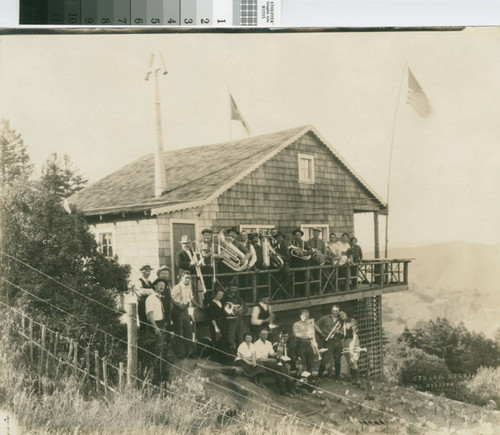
376 241 500 338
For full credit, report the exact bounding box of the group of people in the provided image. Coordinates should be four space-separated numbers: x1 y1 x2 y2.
129 225 364 387
132 261 363 391
232 303 362 396
174 226 363 276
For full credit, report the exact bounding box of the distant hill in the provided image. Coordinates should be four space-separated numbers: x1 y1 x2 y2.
373 241 500 339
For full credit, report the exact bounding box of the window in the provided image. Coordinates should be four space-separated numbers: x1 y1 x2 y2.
98 232 114 257
239 224 275 236
298 153 315 184
301 224 329 241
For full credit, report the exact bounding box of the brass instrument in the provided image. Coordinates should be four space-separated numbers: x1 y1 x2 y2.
214 231 249 272
262 236 284 268
325 319 342 342
289 243 312 261
311 249 326 266
190 241 207 294
224 301 243 316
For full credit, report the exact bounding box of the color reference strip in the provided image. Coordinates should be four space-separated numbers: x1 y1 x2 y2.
20 0 281 26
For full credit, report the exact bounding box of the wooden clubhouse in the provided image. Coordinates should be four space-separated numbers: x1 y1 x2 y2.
69 125 411 377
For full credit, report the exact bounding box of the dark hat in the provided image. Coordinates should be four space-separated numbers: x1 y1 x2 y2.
152 278 168 288
276 232 285 238
227 227 239 235
249 232 260 241
292 228 304 236
201 228 213 235
312 227 322 233
140 264 152 271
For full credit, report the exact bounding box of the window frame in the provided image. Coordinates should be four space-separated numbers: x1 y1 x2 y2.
239 224 275 236
297 153 315 184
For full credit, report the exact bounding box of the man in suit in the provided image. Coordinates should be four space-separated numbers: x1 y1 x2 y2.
175 235 197 278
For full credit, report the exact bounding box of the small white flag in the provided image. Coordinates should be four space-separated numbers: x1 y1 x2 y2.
407 68 432 117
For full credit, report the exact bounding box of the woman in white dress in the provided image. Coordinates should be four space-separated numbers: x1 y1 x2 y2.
235 332 265 383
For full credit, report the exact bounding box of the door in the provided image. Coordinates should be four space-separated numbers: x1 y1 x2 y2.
171 223 196 280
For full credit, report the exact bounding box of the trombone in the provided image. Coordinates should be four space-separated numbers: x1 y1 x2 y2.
190 241 207 294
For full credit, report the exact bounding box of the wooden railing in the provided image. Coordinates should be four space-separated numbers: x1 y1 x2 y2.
199 259 412 305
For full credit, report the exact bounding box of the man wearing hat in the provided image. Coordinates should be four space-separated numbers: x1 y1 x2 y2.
175 235 197 277
199 229 214 267
135 265 155 331
143 277 171 381
289 228 311 267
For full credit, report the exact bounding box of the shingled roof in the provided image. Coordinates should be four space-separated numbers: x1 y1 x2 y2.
69 125 386 216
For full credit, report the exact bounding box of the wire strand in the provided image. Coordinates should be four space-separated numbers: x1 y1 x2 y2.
0 252 431 432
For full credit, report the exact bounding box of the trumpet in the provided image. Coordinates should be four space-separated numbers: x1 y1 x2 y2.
262 236 284 268
214 231 249 272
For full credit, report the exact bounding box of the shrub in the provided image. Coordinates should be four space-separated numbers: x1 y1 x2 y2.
384 340 450 390
463 367 500 407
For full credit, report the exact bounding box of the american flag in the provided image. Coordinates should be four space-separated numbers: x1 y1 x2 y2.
407 68 432 117
230 93 251 135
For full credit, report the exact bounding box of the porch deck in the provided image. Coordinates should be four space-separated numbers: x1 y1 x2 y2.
198 258 412 314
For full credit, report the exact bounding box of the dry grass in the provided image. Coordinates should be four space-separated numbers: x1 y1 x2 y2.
0 312 321 435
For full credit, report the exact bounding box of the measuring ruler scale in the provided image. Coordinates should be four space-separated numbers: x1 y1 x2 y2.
20 0 281 26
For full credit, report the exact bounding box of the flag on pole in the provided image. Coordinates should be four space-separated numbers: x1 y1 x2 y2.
230 93 251 135
407 68 432 117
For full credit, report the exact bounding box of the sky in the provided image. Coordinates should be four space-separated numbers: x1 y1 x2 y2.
1 28 499 248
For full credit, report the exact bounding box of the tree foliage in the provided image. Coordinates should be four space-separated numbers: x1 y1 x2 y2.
0 119 33 186
399 318 500 374
0 179 130 348
41 152 88 199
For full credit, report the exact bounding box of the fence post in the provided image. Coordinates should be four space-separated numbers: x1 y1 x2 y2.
72 340 78 377
45 333 53 375
119 362 124 391
127 303 138 388
28 318 34 364
346 265 351 291
85 346 91 379
38 325 46 375
95 350 100 392
54 332 60 377
102 357 109 398
21 311 26 335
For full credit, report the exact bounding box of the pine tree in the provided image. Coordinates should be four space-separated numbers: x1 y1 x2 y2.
41 152 87 199
0 119 33 186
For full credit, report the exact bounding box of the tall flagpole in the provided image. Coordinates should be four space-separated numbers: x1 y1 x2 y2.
228 88 232 140
385 62 408 258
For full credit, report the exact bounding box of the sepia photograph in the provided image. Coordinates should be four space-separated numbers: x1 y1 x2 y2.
0 28 499 434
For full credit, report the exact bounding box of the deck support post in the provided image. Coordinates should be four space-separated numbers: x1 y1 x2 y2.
373 212 380 259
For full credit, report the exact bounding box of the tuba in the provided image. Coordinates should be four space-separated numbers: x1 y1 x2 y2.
289 243 312 261
215 231 249 272
262 236 284 268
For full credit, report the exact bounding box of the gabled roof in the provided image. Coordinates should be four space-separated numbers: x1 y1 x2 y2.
69 125 386 216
